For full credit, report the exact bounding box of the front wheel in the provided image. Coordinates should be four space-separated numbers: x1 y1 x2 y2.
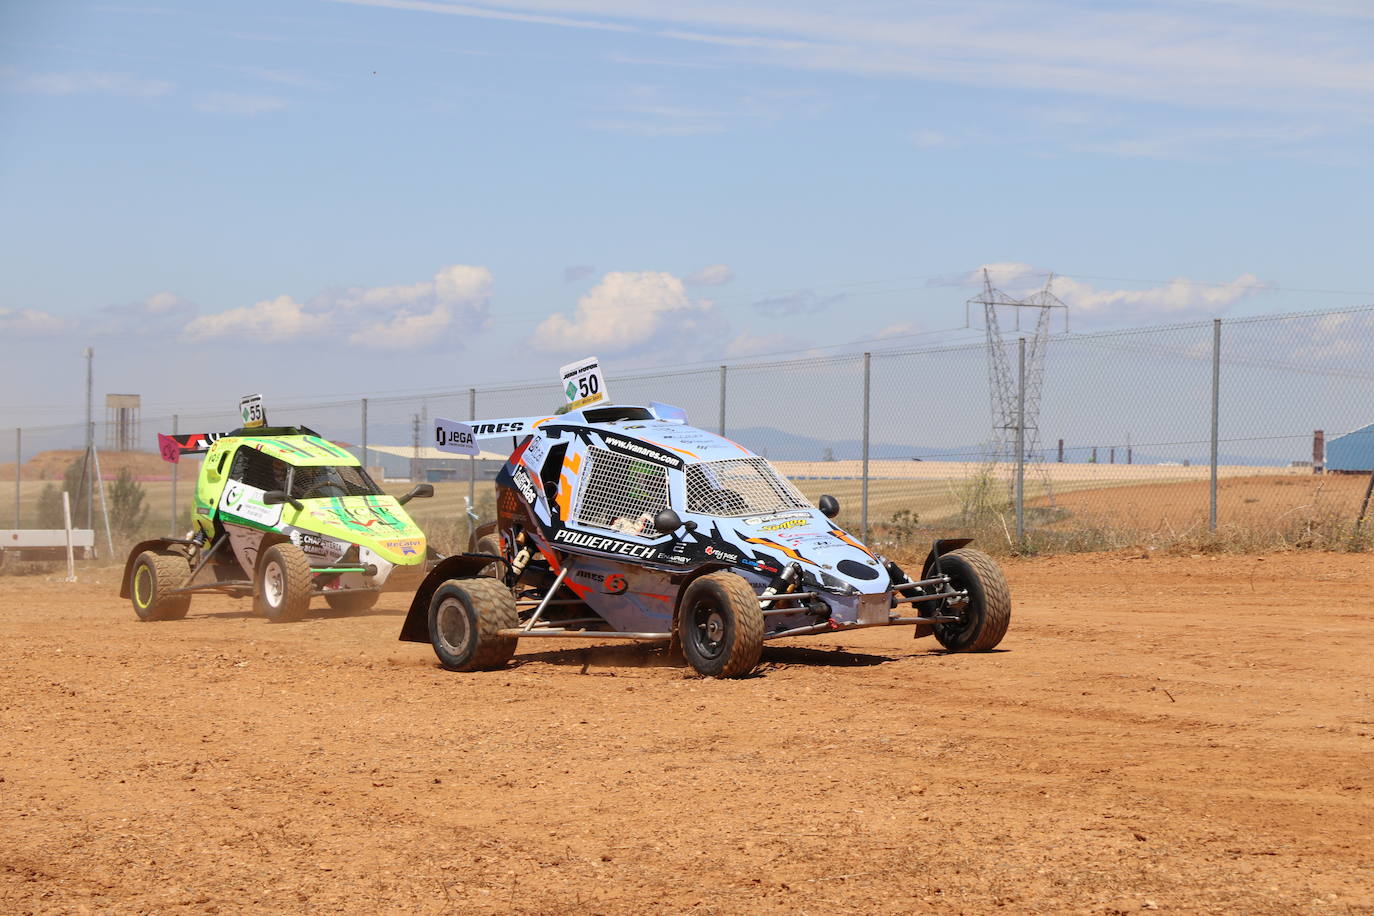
932 548 1011 652
257 543 313 623
428 577 519 671
324 590 380 613
678 571 764 678
130 551 192 621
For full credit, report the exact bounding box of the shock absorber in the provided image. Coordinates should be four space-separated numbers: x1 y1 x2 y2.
508 530 533 579
759 562 801 608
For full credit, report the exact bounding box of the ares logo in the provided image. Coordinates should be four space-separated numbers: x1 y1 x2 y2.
604 573 627 594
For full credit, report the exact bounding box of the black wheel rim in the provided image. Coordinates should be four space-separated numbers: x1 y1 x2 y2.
934 569 977 642
689 598 727 660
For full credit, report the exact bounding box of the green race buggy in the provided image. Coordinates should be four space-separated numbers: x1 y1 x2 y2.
120 399 434 623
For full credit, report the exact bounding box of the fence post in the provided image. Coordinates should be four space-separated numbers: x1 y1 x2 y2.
1209 318 1221 532
14 427 20 529
468 387 477 539
1015 337 1026 548
361 398 369 470
861 352 871 541
170 415 178 535
718 366 727 436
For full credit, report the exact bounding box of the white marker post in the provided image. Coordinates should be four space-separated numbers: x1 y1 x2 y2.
62 491 76 582
559 356 610 411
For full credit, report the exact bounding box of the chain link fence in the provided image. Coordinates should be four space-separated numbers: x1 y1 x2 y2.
6 305 1374 559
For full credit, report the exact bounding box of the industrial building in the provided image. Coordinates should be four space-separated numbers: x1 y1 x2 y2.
1325 423 1374 473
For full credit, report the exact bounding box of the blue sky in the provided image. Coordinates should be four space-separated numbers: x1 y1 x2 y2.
3 0 1374 429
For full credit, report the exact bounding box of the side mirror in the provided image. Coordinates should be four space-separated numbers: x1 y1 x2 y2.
263 490 304 511
398 483 434 505
654 508 683 535
818 494 840 519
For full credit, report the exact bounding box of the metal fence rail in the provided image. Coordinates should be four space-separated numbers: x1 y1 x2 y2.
7 305 1374 555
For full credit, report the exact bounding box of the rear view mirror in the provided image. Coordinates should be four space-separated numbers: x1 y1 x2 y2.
399 484 434 505
818 494 840 519
654 508 683 534
263 490 303 511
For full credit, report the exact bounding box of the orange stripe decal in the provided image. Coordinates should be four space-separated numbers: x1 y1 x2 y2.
744 536 816 566
829 528 874 558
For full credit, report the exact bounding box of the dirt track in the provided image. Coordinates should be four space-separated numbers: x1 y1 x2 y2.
2 552 1371 914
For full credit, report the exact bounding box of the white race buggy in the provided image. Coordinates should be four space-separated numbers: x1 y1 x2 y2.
400 375 1010 678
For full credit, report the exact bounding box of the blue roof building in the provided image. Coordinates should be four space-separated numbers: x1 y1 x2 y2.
1326 423 1374 472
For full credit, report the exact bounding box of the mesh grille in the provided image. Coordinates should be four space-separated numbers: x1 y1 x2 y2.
573 447 671 536
686 457 809 517
291 465 379 500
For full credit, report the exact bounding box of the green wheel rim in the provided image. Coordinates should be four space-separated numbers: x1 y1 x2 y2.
134 565 153 607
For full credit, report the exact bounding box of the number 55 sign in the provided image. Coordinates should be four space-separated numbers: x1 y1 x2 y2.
559 356 609 411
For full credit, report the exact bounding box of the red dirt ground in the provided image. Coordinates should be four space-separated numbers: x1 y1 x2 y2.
1 552 1371 914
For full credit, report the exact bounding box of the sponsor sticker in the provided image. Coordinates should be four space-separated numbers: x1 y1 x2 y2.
512 467 540 505
434 417 479 455
553 528 657 558
600 433 684 470
385 537 424 557
744 511 811 526
704 545 740 563
759 518 808 532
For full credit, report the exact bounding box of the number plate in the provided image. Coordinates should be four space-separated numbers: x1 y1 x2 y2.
559 356 609 410
239 394 266 429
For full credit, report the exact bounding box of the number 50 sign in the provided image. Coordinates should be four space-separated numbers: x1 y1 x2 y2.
559 356 609 411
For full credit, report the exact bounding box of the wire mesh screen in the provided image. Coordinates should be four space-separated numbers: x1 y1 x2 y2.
573 447 670 535
685 457 810 517
291 465 379 500
9 304 1374 552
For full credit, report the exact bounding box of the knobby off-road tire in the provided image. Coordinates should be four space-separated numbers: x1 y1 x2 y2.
428 577 519 671
932 548 1011 652
678 571 764 678
324 590 380 613
130 551 192 621
257 542 313 623
474 533 507 580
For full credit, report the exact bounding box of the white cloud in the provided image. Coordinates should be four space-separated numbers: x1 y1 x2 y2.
182 295 326 341
723 329 804 358
531 270 715 353
752 289 844 317
95 291 197 335
911 129 954 148
0 307 72 336
5 71 172 97
348 305 456 350
959 262 1267 323
182 263 492 349
685 264 734 286
329 0 1374 117
195 91 288 115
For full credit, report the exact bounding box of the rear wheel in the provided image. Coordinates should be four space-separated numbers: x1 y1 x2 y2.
130 551 192 621
932 548 1011 652
474 533 507 579
324 590 380 613
428 577 519 671
678 571 764 678
258 542 313 623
